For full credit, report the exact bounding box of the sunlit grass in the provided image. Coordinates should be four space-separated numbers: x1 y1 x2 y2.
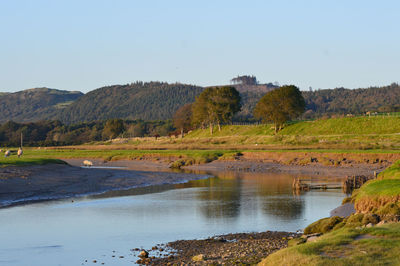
260 224 400 266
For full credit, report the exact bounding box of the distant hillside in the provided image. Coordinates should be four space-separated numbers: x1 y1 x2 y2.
0 88 83 123
232 83 278 120
303 83 400 118
57 82 204 123
1 82 399 124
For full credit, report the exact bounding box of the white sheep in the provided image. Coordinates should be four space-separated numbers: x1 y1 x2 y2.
17 148 23 158
4 150 10 158
83 160 93 167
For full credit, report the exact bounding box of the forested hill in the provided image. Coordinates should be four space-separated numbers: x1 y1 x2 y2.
302 83 400 118
56 82 204 124
0 88 83 123
1 82 399 124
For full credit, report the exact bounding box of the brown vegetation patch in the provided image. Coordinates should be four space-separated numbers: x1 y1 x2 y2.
241 151 400 166
355 195 400 213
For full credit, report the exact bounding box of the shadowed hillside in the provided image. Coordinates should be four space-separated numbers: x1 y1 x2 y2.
0 88 83 123
56 82 204 123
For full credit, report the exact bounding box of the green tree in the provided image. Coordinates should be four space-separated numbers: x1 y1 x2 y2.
254 85 305 132
173 104 193 137
192 86 241 134
102 119 125 140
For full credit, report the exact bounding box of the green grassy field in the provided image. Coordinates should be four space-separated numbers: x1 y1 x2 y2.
111 116 400 150
187 116 400 137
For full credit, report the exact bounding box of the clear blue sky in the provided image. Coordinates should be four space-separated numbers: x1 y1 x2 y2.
0 0 399 93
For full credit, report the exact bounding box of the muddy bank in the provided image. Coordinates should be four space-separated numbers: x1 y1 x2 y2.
134 231 300 265
0 157 384 208
0 162 208 208
64 158 172 172
73 157 385 179
186 159 384 178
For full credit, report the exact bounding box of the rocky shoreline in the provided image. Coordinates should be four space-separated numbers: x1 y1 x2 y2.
134 231 300 265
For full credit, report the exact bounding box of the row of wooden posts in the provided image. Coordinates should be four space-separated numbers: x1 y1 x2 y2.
292 173 377 194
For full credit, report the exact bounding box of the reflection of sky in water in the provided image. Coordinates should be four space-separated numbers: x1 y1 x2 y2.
0 171 345 266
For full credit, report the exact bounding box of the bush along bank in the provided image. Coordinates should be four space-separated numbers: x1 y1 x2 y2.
259 159 400 266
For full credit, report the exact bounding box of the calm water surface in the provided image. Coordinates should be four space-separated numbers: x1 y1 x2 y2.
0 170 345 266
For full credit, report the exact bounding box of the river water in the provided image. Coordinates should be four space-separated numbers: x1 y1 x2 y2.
0 170 345 266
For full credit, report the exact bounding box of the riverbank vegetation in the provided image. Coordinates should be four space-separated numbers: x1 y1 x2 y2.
260 159 400 265
0 157 66 167
260 223 400 265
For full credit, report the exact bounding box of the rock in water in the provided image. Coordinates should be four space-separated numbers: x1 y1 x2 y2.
139 250 149 258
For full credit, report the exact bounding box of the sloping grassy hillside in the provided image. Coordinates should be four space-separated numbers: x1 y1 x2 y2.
260 224 400 266
183 117 400 150
281 117 400 135
187 117 400 138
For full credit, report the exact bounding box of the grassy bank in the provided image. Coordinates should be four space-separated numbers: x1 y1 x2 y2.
2 148 400 168
260 159 400 265
0 148 239 168
353 160 400 213
260 224 400 265
0 157 66 167
188 116 400 137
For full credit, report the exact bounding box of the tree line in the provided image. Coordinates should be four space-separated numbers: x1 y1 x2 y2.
0 119 174 147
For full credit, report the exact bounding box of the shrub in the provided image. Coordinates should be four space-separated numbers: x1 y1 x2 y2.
376 203 400 217
345 213 365 227
361 214 380 225
304 216 344 234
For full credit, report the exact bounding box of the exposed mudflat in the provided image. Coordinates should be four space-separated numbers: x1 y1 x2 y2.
0 161 207 208
186 159 385 178
0 157 383 208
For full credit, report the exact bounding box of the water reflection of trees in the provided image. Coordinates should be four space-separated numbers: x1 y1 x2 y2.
252 173 305 219
189 171 306 220
193 173 242 219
